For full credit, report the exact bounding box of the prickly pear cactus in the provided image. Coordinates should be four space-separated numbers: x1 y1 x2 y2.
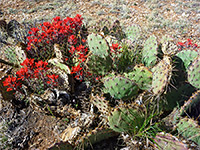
188 55 200 89
180 90 200 116
162 41 179 56
108 105 145 133
154 132 187 150
176 118 200 146
125 64 152 90
86 54 112 76
103 75 139 100
152 55 172 95
176 50 198 70
125 24 141 43
91 95 110 115
48 58 71 74
87 33 110 58
3 45 19 65
142 35 158 67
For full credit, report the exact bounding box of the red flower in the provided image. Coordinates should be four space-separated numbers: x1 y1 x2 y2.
16 67 29 80
3 76 21 92
68 35 77 45
46 74 59 85
71 64 82 74
20 58 34 68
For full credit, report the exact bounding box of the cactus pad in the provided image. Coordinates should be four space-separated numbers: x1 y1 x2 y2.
188 56 200 89
154 132 187 150
48 58 71 74
87 54 112 75
152 56 172 95
103 76 139 100
177 118 200 146
180 90 200 117
162 41 179 56
125 64 152 90
142 35 158 67
108 106 145 133
91 95 110 115
176 50 198 70
125 24 141 42
87 33 110 58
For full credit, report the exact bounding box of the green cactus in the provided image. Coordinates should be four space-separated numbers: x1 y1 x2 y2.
86 54 112 76
142 35 158 67
188 55 200 89
91 95 110 115
3 45 20 65
176 50 198 70
124 64 152 90
48 58 71 74
180 90 200 116
177 118 200 146
103 75 139 100
87 33 110 58
108 106 145 133
154 132 187 150
125 24 141 43
152 56 172 95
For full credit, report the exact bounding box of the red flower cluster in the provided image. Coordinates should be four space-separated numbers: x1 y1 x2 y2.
26 14 83 59
3 58 59 92
26 15 88 81
3 76 22 92
177 39 199 51
110 43 122 55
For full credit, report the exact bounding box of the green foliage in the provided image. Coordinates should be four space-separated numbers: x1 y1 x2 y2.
125 24 141 43
91 95 110 115
103 75 139 100
48 58 71 74
180 90 200 116
154 132 187 150
151 56 172 95
142 35 158 67
108 106 145 134
114 43 142 73
176 50 198 70
125 64 152 90
87 33 110 58
177 118 200 146
188 56 200 89
87 55 112 76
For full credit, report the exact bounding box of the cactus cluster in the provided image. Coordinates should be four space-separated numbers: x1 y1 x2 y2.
1 17 200 149
108 105 145 134
125 65 152 90
103 75 139 100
